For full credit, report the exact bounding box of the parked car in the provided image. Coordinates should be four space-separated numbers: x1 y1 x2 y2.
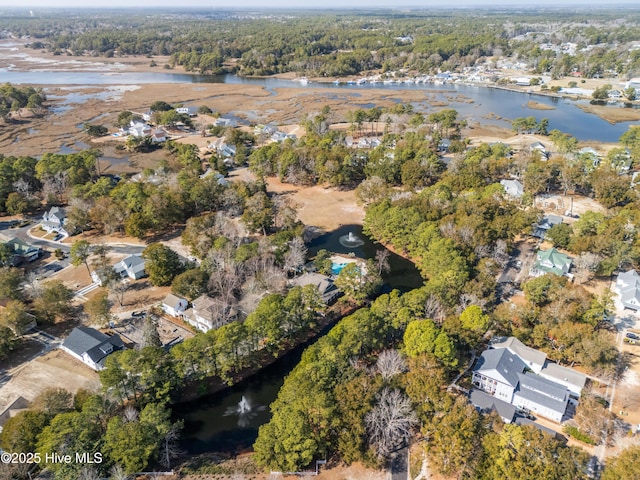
626 332 639 340
52 234 63 241
131 311 147 318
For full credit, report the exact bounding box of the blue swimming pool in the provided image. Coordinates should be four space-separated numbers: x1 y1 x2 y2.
331 262 348 275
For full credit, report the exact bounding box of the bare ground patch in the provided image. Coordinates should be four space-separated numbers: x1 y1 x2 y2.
0 350 100 413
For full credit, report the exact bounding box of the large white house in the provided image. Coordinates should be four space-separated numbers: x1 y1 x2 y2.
471 337 586 423
42 206 68 235
615 269 640 311
182 294 237 332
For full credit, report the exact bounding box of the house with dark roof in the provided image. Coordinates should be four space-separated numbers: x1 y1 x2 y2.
469 389 516 424
60 327 124 371
615 269 640 311
471 336 586 423
532 214 563 239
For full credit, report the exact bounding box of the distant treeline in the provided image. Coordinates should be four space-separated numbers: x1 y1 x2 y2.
3 9 640 78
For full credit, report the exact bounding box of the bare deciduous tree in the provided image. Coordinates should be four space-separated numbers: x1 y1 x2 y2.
283 237 307 274
365 387 418 459
12 178 35 200
41 171 69 204
574 252 602 284
374 249 390 276
123 406 139 423
376 350 407 382
159 423 183 469
424 294 445 324
78 466 101 480
109 464 130 480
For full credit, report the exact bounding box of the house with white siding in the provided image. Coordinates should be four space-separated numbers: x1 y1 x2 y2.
615 269 640 311
471 336 586 423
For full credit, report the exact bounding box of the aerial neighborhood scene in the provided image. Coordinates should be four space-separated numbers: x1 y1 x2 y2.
3 0 640 478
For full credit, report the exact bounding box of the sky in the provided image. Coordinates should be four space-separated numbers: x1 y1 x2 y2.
6 0 640 8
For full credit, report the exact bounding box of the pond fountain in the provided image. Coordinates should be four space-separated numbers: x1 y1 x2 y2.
223 395 265 428
338 231 365 248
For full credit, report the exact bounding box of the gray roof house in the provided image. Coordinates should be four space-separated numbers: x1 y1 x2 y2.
530 141 550 160
290 272 342 304
182 294 237 332
60 326 124 371
490 336 547 373
471 336 586 423
114 255 146 280
42 206 67 235
615 269 640 311
500 179 524 199
162 293 188 318
532 214 563 239
469 389 516 424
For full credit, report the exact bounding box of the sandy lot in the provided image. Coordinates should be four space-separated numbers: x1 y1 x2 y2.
265 174 365 231
0 349 100 414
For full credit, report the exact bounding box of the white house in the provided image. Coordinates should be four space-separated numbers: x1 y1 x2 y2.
615 269 640 311
213 117 237 128
162 293 189 317
530 141 550 160
471 337 586 423
182 294 237 332
60 327 124 371
114 255 146 280
530 248 572 278
128 121 152 137
42 206 68 235
500 179 524 199
176 106 198 117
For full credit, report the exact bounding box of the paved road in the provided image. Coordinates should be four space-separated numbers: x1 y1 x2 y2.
1 217 144 256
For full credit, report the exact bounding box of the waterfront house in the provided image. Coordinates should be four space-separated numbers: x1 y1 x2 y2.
182 294 237 332
290 272 341 304
530 141 550 160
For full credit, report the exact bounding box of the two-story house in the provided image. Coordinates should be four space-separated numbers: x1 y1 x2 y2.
42 206 68 235
471 337 586 423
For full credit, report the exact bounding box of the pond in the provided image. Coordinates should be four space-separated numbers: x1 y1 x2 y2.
307 224 424 293
176 224 423 454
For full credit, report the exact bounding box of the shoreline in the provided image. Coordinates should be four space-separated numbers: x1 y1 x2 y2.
1 40 639 126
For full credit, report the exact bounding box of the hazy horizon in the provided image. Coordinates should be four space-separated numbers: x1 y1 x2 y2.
6 0 640 9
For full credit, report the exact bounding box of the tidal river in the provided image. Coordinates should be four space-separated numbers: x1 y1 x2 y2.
1 68 637 143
